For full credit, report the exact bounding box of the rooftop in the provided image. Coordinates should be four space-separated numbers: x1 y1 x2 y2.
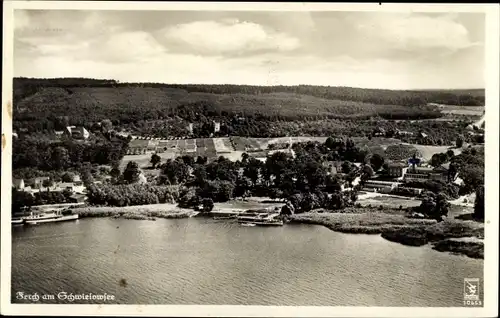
388 162 407 168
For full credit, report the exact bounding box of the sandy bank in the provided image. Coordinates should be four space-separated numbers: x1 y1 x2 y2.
71 204 195 219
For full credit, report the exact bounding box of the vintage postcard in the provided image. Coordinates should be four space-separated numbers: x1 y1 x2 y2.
1 1 498 317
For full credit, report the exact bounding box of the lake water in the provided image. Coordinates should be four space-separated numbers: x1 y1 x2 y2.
11 217 483 306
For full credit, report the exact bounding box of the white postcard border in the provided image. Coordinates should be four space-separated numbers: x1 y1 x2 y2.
1 2 498 317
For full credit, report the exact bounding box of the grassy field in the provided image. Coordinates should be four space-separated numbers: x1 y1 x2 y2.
436 105 485 116
122 135 465 168
121 152 176 169
357 194 422 209
290 210 435 234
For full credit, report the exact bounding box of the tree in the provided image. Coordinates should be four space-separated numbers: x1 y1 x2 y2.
329 192 346 210
300 192 319 212
161 159 190 185
110 165 121 179
196 156 208 165
181 155 195 167
430 153 447 168
281 202 295 216
325 174 342 193
456 135 464 148
241 152 249 164
233 176 252 198
42 179 54 187
123 161 141 184
150 153 161 168
419 192 449 221
325 137 336 150
474 185 484 220
369 153 385 172
61 172 75 182
201 198 214 213
361 164 375 181
178 188 201 208
198 180 235 202
460 166 484 194
51 146 70 170
342 161 353 174
12 189 34 213
243 157 262 185
101 119 113 132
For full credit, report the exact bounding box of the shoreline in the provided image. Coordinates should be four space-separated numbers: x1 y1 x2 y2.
289 209 484 259
70 204 196 219
68 204 484 259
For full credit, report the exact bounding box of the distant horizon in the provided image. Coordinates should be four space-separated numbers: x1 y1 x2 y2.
14 10 485 90
14 77 486 92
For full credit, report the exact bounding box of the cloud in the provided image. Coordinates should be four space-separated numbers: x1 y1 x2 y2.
355 13 480 52
162 19 300 54
17 30 167 64
94 31 167 62
12 10 484 89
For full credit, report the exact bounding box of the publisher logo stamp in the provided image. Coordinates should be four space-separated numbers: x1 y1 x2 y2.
464 278 479 300
463 278 482 306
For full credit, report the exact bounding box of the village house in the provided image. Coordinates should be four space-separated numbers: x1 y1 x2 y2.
65 126 90 140
13 178 25 190
387 162 409 179
69 193 87 203
54 130 65 138
213 121 221 133
322 161 341 175
362 180 401 194
417 132 429 143
404 163 457 183
372 127 386 137
395 129 414 136
27 177 51 189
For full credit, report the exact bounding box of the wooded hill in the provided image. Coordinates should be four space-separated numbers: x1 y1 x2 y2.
13 77 484 133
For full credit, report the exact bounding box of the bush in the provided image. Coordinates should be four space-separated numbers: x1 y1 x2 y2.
201 198 214 213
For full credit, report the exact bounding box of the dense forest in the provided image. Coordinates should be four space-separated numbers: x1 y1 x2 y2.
13 77 484 138
14 77 485 106
12 133 129 172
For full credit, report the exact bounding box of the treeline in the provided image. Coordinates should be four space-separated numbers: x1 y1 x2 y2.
14 77 484 106
12 133 129 171
86 184 178 206
449 147 484 195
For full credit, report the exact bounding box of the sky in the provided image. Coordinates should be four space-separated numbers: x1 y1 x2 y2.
13 10 485 89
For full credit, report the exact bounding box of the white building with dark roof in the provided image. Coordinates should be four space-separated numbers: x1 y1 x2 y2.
65 126 90 139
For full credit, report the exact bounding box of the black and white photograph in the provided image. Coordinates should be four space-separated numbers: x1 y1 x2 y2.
1 2 498 317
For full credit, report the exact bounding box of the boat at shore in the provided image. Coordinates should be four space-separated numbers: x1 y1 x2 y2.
24 209 79 225
254 220 284 226
213 215 237 220
240 223 256 227
237 212 283 227
12 218 25 225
